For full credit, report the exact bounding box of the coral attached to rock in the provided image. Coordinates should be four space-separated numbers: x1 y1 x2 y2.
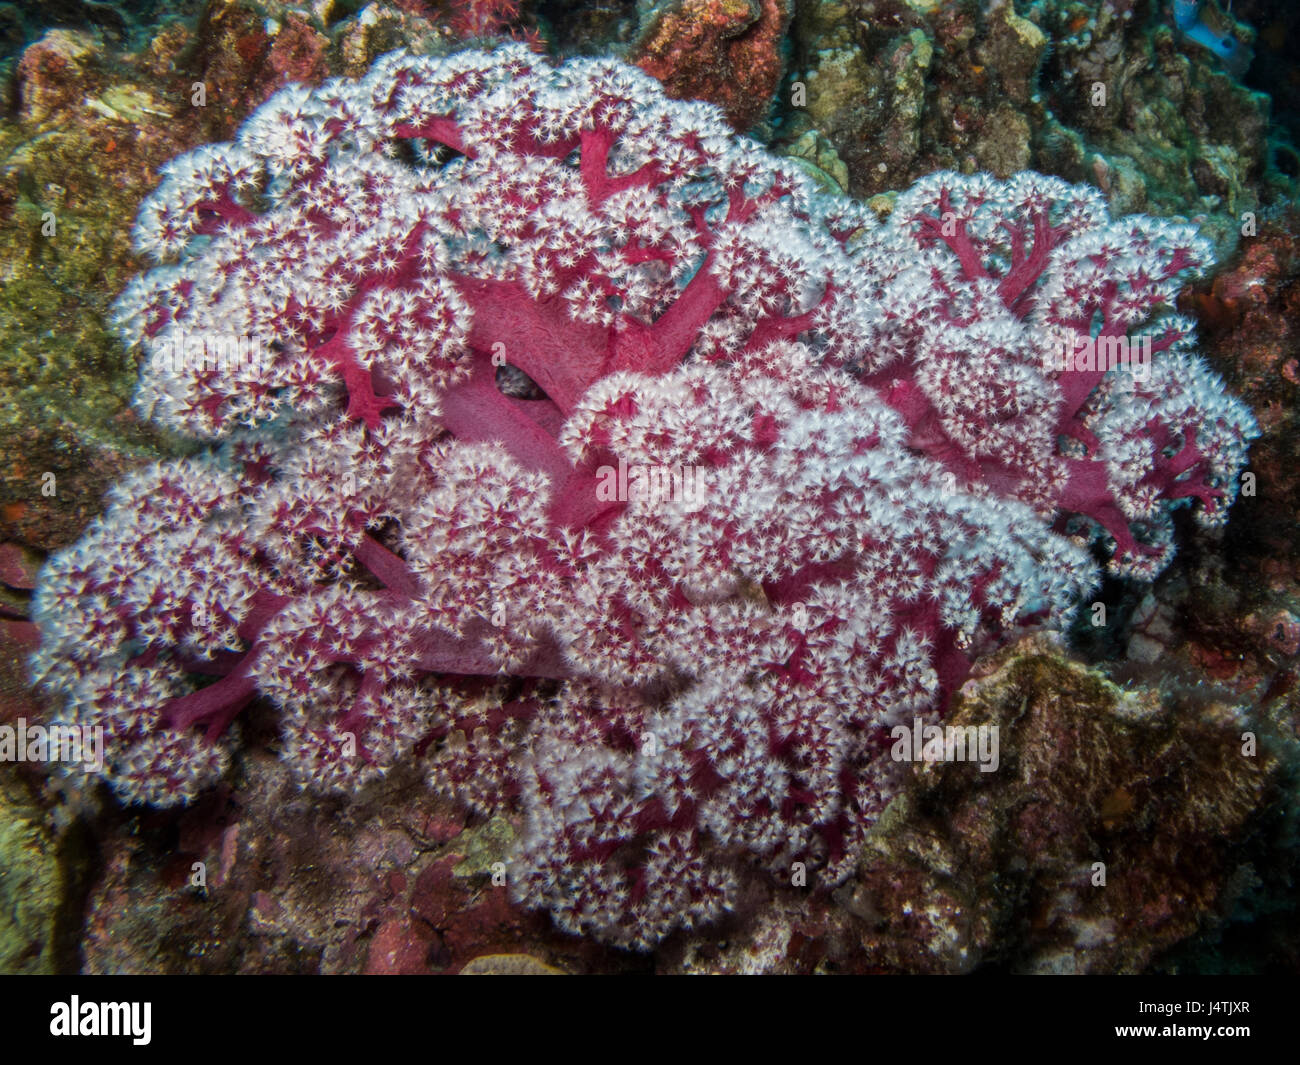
31 46 1255 948
632 0 792 131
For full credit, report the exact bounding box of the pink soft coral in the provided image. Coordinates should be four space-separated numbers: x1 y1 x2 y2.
32 46 1255 948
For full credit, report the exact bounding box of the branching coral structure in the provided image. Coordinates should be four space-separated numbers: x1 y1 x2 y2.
31 46 1256 948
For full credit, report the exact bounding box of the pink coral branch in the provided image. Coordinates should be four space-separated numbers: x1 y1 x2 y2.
159 663 258 740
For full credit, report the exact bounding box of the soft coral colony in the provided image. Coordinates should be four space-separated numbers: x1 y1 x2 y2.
31 46 1256 949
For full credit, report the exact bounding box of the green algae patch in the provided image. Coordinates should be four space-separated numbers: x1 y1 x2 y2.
0 772 62 973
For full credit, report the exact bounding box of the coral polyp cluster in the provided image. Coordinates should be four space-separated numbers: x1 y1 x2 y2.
31 46 1255 948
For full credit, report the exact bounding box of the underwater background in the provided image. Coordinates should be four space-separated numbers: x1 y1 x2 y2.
0 0 1297 975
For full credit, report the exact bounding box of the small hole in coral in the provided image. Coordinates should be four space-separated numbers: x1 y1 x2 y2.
495 362 547 400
